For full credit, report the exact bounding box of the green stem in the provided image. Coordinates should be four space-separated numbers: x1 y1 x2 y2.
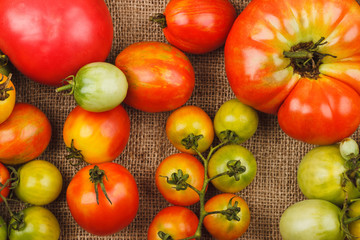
55 83 73 92
345 215 360 225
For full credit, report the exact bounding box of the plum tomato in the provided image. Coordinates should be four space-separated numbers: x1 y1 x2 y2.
0 73 15 124
166 105 214 154
0 163 10 203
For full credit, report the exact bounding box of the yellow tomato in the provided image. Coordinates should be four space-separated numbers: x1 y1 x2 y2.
0 73 15 124
349 201 360 240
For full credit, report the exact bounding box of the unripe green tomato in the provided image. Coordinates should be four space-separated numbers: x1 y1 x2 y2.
348 200 360 240
15 160 63 205
214 99 258 143
0 216 6 240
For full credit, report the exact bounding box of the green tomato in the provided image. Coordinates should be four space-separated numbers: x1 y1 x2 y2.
9 206 60 240
297 145 360 206
348 200 360 240
279 199 345 240
56 62 128 112
214 99 258 143
15 160 63 205
0 216 6 240
0 54 10 76
208 144 257 193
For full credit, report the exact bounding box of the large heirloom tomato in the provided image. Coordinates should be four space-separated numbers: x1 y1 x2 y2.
0 103 52 165
225 0 360 145
115 41 195 112
67 163 139 236
0 0 113 86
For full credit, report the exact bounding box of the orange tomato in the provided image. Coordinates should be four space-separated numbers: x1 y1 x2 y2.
0 73 15 124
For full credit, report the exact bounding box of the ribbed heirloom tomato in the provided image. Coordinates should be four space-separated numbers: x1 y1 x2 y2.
225 0 360 145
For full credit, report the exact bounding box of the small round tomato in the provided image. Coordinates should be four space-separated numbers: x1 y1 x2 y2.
14 160 63 205
214 99 258 143
148 206 199 240
63 105 130 164
348 200 360 239
279 199 344 240
156 153 204 206
0 216 7 240
208 145 257 193
152 0 236 54
8 206 60 240
115 41 195 112
67 163 139 236
297 145 360 206
204 193 250 240
166 105 214 154
56 62 128 112
0 73 16 124
0 103 52 165
0 163 10 203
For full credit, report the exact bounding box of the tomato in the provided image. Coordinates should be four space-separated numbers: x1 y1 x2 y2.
0 0 113 86
8 206 60 240
225 0 360 145
66 162 139 236
0 73 16 124
63 105 130 164
297 145 360 206
148 206 198 240
208 145 257 193
279 199 344 240
214 99 258 144
0 103 52 165
0 163 10 203
348 200 360 239
203 193 250 240
115 41 195 112
166 105 214 154
14 160 63 206
56 62 128 112
0 216 7 240
155 153 204 206
152 0 236 54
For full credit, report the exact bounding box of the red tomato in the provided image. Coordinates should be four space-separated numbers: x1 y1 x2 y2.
148 206 199 240
155 153 204 206
115 41 195 112
0 162 10 203
0 73 16 124
225 0 360 145
66 162 139 236
153 0 236 54
0 0 113 86
204 193 250 240
0 103 52 165
63 105 130 164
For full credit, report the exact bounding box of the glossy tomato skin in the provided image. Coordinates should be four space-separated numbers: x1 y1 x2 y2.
66 162 139 236
0 0 113 86
225 0 360 145
148 206 198 240
162 0 236 54
166 105 214 154
279 199 344 240
0 216 6 240
156 153 204 206
8 206 60 240
0 74 16 124
297 145 360 206
208 145 257 193
14 160 63 205
348 200 360 239
0 163 10 203
204 193 250 240
115 41 195 112
63 105 130 164
0 103 52 165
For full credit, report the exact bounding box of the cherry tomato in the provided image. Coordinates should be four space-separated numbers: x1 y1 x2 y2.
14 160 63 206
156 153 204 206
115 41 195 112
208 144 257 193
214 99 258 144
166 105 214 154
0 216 6 240
225 0 360 145
204 193 250 240
0 163 10 203
63 105 130 164
66 162 139 236
148 206 199 240
0 73 16 124
0 0 113 86
8 206 60 240
153 0 236 54
348 200 360 239
0 103 52 165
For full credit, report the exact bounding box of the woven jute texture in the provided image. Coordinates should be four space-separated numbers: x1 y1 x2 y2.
2 0 360 239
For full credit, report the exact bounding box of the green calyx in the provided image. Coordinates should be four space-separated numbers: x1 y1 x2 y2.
226 160 247 181
158 231 174 240
89 165 112 205
161 169 190 191
65 139 85 166
0 73 14 101
219 130 242 144
150 14 167 29
55 75 75 95
181 133 204 150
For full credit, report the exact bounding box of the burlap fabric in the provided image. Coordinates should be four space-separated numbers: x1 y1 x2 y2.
2 0 359 239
